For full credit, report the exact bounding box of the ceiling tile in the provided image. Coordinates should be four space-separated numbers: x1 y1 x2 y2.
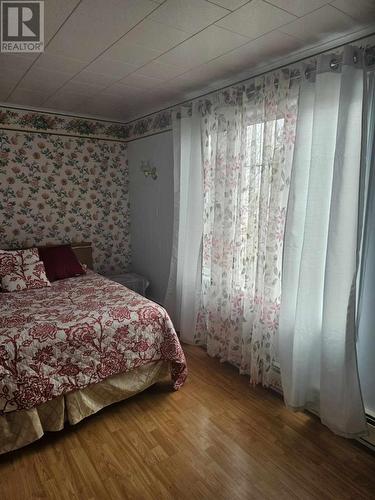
208 0 249 10
8 88 47 106
126 96 167 115
331 0 375 24
71 70 120 87
46 0 157 61
1 70 28 87
84 95 125 111
83 57 138 79
121 110 142 121
0 71 29 103
44 0 80 44
183 85 217 100
44 91 91 111
163 30 303 95
31 52 87 74
279 5 356 42
46 19 119 61
118 19 190 52
93 94 147 116
0 81 18 100
149 0 229 34
0 54 36 75
102 41 162 66
216 0 296 39
0 0 371 122
61 81 106 96
214 30 303 70
158 25 249 68
161 71 220 98
0 0 81 101
265 0 328 17
14 68 73 96
101 83 148 99
79 0 157 28
0 55 38 98
135 61 186 80
106 110 135 121
170 65 228 90
203 33 307 90
77 100 132 120
119 73 165 89
145 86 183 100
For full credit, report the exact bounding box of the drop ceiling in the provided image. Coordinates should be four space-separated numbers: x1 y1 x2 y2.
0 0 374 123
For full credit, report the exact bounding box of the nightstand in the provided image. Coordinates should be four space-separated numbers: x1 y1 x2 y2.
105 272 150 297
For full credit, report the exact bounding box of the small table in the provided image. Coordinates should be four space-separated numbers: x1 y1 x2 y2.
105 272 150 297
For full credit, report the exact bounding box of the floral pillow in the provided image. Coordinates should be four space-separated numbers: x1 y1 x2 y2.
1 260 51 292
0 248 39 278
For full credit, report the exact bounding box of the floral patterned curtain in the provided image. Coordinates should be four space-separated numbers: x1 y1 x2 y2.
194 70 299 385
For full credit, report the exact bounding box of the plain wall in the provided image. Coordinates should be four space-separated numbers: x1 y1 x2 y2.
128 131 174 304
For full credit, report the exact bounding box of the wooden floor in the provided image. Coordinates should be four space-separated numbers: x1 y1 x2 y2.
1 345 374 500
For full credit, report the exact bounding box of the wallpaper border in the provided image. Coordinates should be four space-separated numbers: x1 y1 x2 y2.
0 106 172 142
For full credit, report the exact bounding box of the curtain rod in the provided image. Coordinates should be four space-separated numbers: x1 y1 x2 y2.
127 31 375 123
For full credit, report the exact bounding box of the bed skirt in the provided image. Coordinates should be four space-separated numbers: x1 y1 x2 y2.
0 361 170 455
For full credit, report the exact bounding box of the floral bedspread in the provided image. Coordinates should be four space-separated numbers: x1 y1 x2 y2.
0 271 187 414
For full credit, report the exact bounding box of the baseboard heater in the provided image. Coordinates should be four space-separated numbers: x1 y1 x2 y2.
360 414 375 451
269 367 375 450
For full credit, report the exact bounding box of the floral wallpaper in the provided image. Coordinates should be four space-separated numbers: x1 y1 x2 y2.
0 106 172 142
0 125 130 274
0 104 175 273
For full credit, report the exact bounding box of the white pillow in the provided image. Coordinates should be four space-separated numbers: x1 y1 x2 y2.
1 260 51 292
0 248 39 279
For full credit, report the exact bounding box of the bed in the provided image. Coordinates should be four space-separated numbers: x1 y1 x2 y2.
0 243 187 454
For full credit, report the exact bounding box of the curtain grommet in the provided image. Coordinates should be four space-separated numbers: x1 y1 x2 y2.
329 59 340 71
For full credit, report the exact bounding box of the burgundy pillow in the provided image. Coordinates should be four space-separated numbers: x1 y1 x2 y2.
38 245 85 282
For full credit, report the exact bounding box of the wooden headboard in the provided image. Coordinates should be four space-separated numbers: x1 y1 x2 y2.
71 242 93 269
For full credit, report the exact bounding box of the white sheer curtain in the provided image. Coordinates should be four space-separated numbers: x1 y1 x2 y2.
165 44 369 435
279 46 368 437
164 105 203 344
357 70 375 420
194 73 299 385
